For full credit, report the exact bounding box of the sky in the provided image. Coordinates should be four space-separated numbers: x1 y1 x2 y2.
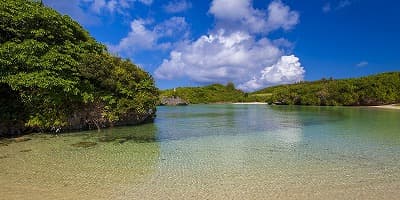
43 0 400 91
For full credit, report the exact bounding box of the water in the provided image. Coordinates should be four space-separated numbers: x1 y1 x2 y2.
1 105 400 199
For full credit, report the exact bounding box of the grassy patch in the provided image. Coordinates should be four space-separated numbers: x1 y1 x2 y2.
250 93 273 97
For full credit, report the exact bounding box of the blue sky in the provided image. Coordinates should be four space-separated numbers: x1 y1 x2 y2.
43 0 400 91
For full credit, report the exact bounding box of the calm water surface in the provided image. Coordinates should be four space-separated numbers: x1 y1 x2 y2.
1 105 400 199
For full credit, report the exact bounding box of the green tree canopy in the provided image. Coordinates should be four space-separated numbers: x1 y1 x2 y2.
253 72 400 106
0 0 158 135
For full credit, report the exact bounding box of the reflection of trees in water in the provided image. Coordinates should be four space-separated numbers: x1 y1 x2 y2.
156 105 306 143
335 108 400 143
153 105 306 174
96 123 159 143
270 105 345 126
155 105 240 140
270 105 400 144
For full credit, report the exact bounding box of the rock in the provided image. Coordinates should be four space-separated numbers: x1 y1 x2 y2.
0 140 10 146
71 141 97 148
13 137 31 143
273 101 286 105
98 135 116 143
0 105 156 137
160 96 188 106
0 120 26 137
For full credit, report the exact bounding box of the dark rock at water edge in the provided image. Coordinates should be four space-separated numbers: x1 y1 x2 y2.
0 121 29 138
0 104 156 137
66 103 157 132
160 97 188 106
13 137 31 143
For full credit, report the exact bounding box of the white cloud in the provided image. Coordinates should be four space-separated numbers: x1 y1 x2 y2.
91 0 104 13
155 31 283 83
109 19 157 53
164 0 192 13
323 0 352 13
322 3 331 13
209 0 251 21
154 17 189 38
107 0 118 12
209 0 299 34
266 0 300 31
238 55 305 91
356 61 368 67
43 0 101 25
138 0 152 5
109 17 189 56
91 0 153 13
155 0 304 91
337 0 351 9
44 0 153 20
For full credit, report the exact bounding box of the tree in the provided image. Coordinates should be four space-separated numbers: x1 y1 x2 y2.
226 82 235 90
0 0 159 135
252 72 400 106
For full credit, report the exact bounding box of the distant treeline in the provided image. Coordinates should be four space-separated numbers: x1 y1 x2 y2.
161 72 400 106
254 72 400 106
161 83 254 104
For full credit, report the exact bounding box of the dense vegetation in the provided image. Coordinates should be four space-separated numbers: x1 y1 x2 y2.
161 83 255 104
161 73 400 105
253 72 400 106
0 0 158 136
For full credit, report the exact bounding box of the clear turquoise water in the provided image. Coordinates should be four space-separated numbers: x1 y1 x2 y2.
1 105 400 199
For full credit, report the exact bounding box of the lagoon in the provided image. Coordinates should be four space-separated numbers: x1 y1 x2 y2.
1 105 400 199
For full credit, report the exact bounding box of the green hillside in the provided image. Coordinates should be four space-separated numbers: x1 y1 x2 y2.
161 83 254 104
253 72 400 106
0 0 158 136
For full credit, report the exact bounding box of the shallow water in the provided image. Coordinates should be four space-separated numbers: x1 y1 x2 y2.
1 105 400 199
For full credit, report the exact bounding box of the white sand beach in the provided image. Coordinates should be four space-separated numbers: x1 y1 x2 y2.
371 104 400 110
232 102 269 105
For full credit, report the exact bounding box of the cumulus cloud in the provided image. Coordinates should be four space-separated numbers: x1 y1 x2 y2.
109 19 157 53
266 0 300 31
322 3 331 13
356 61 368 67
44 0 153 22
209 0 251 21
90 0 153 13
155 31 282 82
155 0 304 91
164 0 192 13
109 17 189 56
43 0 101 25
337 0 351 9
323 0 352 13
209 0 299 34
238 55 305 91
90 0 117 13
153 17 190 38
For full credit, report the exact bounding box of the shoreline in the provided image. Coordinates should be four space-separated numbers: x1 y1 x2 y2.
231 102 269 105
370 104 400 110
196 103 400 108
